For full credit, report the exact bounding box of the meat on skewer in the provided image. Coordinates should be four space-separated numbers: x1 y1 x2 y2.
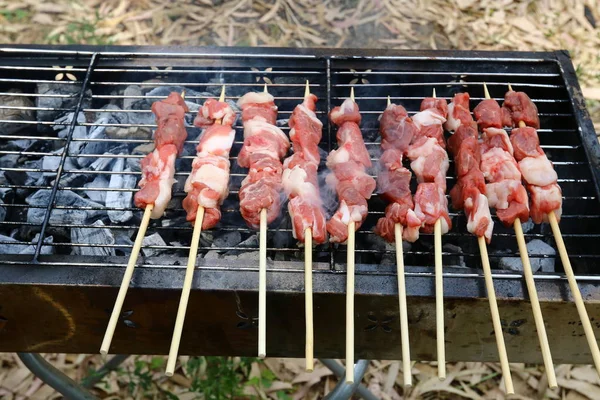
477 84 557 388
282 88 327 244
502 90 561 224
375 100 422 243
472 96 529 227
182 95 236 229
237 86 290 360
238 90 290 229
446 93 493 243
326 96 375 243
102 91 189 356
134 92 189 218
445 92 513 393
406 97 451 234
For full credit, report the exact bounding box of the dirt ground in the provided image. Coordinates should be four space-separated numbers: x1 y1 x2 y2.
0 0 600 399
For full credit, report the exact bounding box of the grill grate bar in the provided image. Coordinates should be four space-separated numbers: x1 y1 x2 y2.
31 53 97 260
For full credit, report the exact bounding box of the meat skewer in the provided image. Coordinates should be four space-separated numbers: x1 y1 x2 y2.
166 87 232 376
238 84 290 358
326 87 375 382
481 83 557 388
375 95 420 387
101 91 189 355
406 89 450 380
505 84 600 377
282 81 326 371
446 92 513 393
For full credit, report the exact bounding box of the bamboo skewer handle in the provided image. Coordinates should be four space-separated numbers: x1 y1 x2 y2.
434 218 445 380
514 218 557 388
165 207 205 375
258 207 268 358
100 204 154 355
395 223 412 387
304 227 314 372
549 210 600 374
478 236 514 394
346 220 356 383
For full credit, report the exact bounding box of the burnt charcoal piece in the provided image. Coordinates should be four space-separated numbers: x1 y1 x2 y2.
84 175 109 204
141 233 167 257
499 239 556 272
26 189 105 225
0 233 53 255
0 90 35 135
71 220 116 257
106 157 136 223
36 83 91 122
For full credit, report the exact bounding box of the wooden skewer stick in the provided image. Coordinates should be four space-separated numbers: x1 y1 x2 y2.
345 85 356 383
257 82 270 359
165 87 225 376
395 224 412 387
484 82 556 388
548 210 600 375
431 88 446 380
387 95 412 387
478 236 514 394
101 204 154 355
303 80 315 372
258 207 268 358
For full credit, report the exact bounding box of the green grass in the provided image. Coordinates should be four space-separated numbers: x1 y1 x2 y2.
46 11 112 45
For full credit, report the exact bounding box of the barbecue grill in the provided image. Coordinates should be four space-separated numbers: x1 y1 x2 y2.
0 45 599 366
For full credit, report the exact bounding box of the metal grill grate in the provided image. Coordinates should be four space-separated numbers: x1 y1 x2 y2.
0 46 599 280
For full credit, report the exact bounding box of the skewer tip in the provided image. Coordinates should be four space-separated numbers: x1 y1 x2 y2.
483 82 491 100
387 95 391 106
218 85 226 102
264 83 268 93
350 86 355 102
304 80 310 99
100 349 107 356
181 90 186 100
432 88 436 98
508 83 514 92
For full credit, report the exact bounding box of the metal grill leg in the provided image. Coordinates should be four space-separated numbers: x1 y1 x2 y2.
17 353 98 400
81 354 129 388
321 359 378 400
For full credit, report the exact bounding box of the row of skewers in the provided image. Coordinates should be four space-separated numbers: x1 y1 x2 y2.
98 82 600 393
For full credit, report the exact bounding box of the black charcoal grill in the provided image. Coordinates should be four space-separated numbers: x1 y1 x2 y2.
0 45 599 365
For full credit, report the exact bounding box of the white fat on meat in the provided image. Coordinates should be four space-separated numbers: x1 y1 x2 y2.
519 154 558 187
151 150 177 219
485 180 522 209
243 119 289 144
326 145 350 167
329 98 356 122
480 147 521 182
403 209 422 242
282 166 319 202
482 127 514 156
197 127 235 157
237 91 275 107
184 163 230 209
337 200 366 225
406 137 449 187
444 102 460 132
465 193 493 241
411 108 446 129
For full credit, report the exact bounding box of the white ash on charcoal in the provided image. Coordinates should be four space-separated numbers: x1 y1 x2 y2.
35 82 91 123
499 239 556 273
0 233 54 255
0 89 35 135
88 144 129 173
84 175 109 204
105 157 136 224
211 231 242 251
123 85 142 110
114 230 135 256
380 241 412 265
76 124 113 168
70 220 116 257
141 233 168 257
26 189 105 225
0 199 6 223
98 104 154 141
41 150 75 178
